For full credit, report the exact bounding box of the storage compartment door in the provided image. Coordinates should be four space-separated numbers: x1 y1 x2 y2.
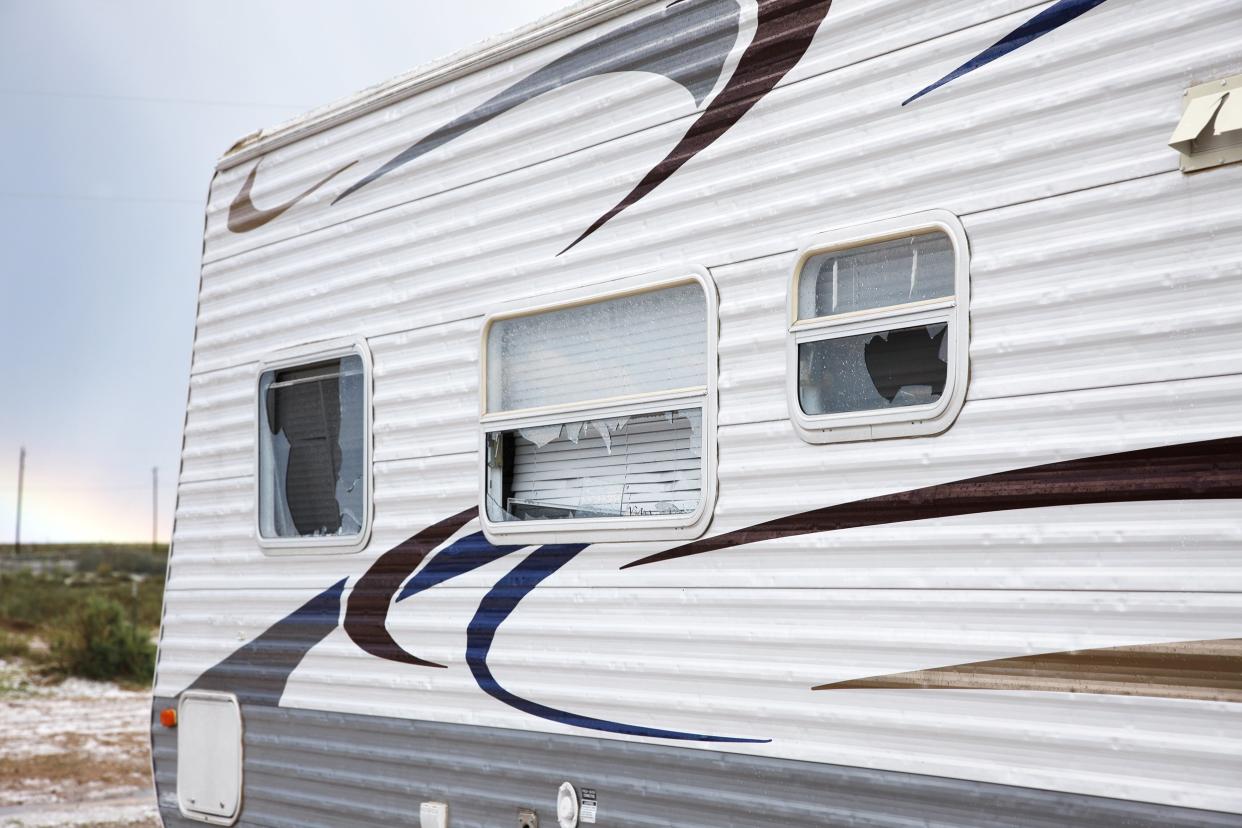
177 691 243 825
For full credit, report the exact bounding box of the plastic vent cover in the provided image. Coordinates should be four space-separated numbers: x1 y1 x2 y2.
1169 74 1242 172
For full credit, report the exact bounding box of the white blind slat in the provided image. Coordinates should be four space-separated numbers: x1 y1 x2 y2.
495 409 703 521
488 283 707 411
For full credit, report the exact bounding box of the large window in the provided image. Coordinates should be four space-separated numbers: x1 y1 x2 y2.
788 211 969 443
481 272 717 542
256 342 371 552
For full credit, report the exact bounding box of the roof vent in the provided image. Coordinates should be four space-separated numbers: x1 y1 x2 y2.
1169 74 1242 172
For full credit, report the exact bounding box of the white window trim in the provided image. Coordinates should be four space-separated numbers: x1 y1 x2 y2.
786 210 970 444
253 337 374 555
479 267 719 545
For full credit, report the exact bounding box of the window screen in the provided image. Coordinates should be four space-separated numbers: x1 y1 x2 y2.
484 280 710 527
258 355 365 539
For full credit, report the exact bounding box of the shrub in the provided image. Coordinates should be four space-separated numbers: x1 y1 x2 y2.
0 572 165 632
51 595 155 683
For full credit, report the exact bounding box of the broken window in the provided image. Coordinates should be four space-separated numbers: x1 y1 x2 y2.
799 323 948 415
258 353 366 542
789 215 969 442
486 409 702 522
482 277 715 539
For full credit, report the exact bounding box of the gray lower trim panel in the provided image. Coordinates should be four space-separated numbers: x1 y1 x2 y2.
151 699 1242 828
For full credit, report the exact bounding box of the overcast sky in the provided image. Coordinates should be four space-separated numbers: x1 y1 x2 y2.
0 0 566 543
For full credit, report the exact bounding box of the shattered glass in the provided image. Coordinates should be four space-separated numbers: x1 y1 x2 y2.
798 324 948 415
486 408 703 522
258 355 365 540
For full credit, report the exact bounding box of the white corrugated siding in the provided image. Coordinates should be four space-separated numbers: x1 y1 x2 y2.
157 0 1242 817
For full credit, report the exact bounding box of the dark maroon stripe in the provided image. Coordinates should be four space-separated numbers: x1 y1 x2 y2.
560 0 834 253
344 506 478 668
624 437 1242 569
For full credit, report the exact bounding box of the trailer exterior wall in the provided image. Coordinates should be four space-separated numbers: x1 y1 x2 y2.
154 0 1242 824
149 704 1242 827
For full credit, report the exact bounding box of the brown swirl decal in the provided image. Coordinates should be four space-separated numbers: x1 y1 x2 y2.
815 638 1242 703
342 506 477 669
182 435 1240 737
223 0 1119 245
332 0 743 209
625 436 1242 569
229 0 834 242
563 0 833 252
227 160 356 233
623 436 1242 704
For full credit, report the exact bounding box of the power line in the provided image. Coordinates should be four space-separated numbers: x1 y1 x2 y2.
0 485 155 493
0 86 309 111
0 191 202 205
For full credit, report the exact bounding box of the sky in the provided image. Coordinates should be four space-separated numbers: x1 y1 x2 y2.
0 0 566 543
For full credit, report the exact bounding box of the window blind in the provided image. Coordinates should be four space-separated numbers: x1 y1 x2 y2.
487 282 707 412
491 409 702 521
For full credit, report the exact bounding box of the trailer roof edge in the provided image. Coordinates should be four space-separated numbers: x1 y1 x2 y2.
217 0 647 171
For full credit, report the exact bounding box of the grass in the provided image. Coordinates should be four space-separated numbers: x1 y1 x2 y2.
0 544 165 684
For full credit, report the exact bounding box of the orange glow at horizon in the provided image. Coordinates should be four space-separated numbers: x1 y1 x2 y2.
3 461 173 545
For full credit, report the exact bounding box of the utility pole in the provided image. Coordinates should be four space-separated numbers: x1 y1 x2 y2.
152 466 158 555
14 447 25 557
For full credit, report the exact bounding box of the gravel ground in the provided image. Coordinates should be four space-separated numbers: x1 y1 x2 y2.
0 659 159 828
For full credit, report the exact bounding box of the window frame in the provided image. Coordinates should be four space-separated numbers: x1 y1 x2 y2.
478 267 719 545
253 337 374 555
786 210 970 444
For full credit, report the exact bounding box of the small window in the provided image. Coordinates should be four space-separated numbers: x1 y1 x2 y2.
788 211 969 443
481 272 717 543
256 342 371 552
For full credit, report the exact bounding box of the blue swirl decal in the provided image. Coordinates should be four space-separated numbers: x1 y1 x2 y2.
189 578 347 707
465 542 768 743
397 531 525 603
904 0 1111 105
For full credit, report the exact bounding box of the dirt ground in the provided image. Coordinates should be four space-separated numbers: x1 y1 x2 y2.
0 659 159 828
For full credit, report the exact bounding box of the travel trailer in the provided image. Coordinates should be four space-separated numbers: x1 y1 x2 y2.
152 0 1242 825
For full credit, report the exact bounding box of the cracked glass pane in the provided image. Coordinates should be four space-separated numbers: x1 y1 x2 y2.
798 232 953 320
798 324 948 415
